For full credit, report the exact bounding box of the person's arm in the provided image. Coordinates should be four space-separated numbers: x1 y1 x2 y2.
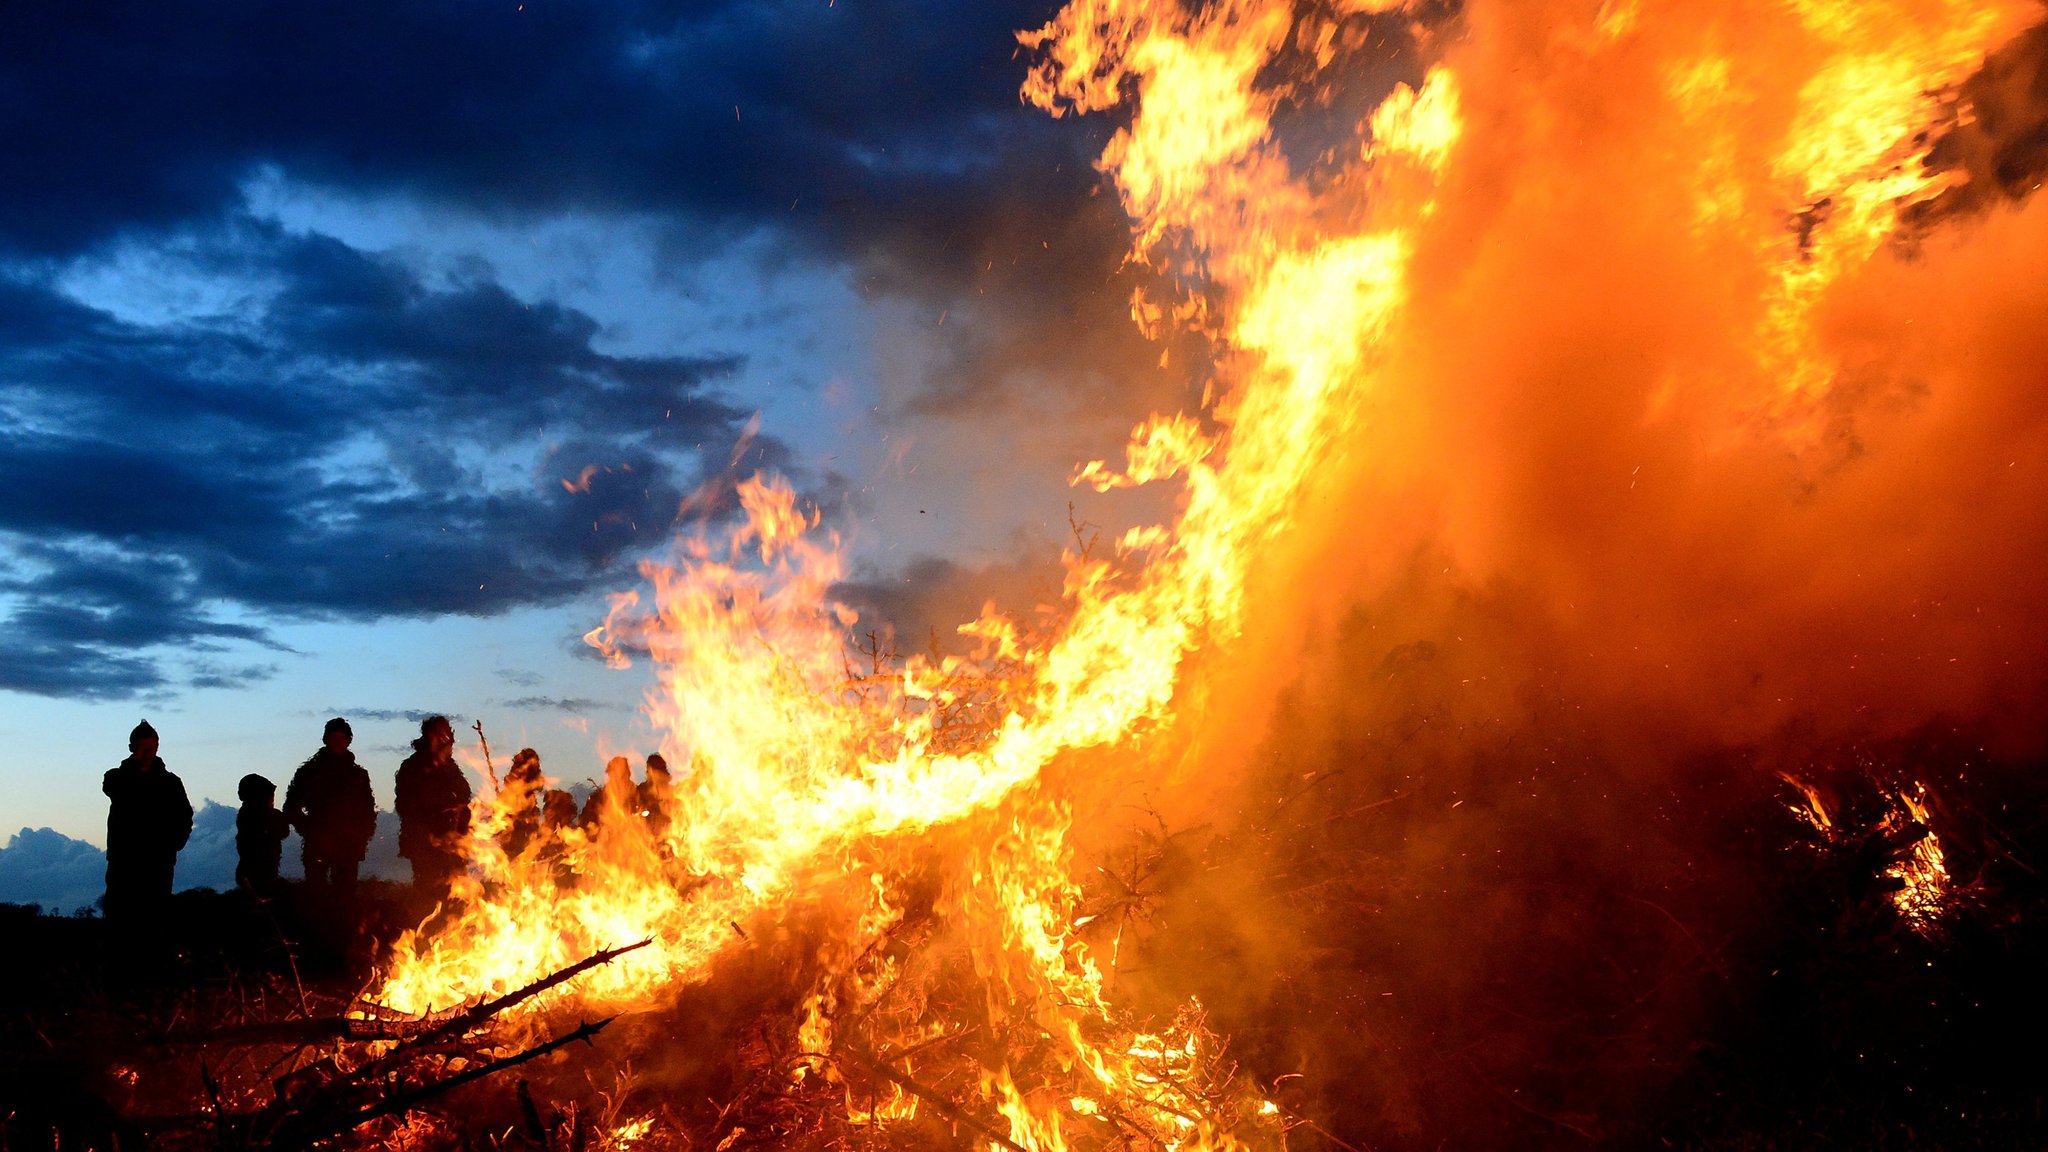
282 767 307 828
352 771 377 857
172 777 194 850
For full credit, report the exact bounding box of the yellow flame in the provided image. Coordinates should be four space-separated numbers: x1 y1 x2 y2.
1887 783 1952 929
367 0 2030 1141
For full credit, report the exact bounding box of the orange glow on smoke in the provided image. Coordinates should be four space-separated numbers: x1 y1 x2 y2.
373 0 2048 1144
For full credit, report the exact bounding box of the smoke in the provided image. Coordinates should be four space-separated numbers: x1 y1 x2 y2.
987 0 2048 1143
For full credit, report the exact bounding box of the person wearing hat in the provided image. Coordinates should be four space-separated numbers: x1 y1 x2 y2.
101 720 193 924
395 715 471 901
283 717 377 903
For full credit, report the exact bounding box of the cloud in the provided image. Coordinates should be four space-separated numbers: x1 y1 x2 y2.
322 708 465 727
0 1 1093 258
0 805 416 915
495 696 614 715
0 826 105 914
172 800 240 893
0 0 1170 703
0 224 791 698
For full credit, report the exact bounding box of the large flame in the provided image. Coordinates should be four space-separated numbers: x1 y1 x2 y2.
373 0 2046 1145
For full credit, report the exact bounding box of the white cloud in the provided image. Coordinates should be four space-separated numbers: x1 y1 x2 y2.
0 826 104 914
0 805 414 913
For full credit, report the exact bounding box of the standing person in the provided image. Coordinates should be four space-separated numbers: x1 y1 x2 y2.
101 720 193 925
235 774 291 897
395 715 471 900
282 717 377 903
579 755 637 831
638 753 674 842
498 748 545 860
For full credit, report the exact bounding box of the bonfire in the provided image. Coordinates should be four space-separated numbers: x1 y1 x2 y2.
14 0 2048 1148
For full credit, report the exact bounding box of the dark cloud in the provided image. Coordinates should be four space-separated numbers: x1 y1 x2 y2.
495 695 612 715
184 659 282 691
833 552 1067 656
0 0 1155 701
0 1 1136 428
323 709 465 727
0 1 1085 258
0 227 787 697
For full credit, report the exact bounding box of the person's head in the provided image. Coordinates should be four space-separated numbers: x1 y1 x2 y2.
128 720 159 761
422 715 454 757
323 716 353 753
238 773 276 806
542 789 576 827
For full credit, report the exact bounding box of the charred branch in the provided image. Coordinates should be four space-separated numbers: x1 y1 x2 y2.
838 1044 1030 1152
266 1017 616 1150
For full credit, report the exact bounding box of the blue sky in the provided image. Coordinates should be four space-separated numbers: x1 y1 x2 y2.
0 0 1192 846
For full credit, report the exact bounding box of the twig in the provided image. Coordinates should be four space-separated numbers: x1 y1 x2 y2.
839 1046 1029 1152
183 937 653 1049
343 935 652 1097
474 720 500 793
274 1017 617 1149
880 1024 979 1065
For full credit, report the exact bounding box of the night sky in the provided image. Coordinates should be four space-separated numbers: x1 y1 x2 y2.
0 0 1175 857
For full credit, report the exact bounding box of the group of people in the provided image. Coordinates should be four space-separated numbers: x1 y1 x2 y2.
100 715 677 929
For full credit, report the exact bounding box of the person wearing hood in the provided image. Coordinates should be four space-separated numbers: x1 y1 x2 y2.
283 717 377 901
102 720 193 924
395 715 471 900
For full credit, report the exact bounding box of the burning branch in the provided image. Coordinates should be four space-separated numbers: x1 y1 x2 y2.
268 1017 617 1150
354 936 653 1043
838 1043 1031 1152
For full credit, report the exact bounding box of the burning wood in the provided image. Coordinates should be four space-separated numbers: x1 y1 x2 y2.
123 940 650 1150
13 0 2048 1148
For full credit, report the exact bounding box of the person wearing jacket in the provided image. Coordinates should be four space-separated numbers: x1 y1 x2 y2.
283 716 377 902
102 720 193 925
395 714 470 901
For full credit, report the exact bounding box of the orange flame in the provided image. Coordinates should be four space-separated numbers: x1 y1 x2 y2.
372 0 2040 1143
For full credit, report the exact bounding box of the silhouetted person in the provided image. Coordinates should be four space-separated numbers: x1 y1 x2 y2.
580 756 637 831
541 788 578 836
235 774 290 897
499 748 545 859
539 788 579 887
102 720 192 926
638 753 674 841
396 715 470 900
283 717 376 903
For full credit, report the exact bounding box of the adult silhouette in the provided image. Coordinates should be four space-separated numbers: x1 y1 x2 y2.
395 715 471 900
101 720 193 926
283 717 376 901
